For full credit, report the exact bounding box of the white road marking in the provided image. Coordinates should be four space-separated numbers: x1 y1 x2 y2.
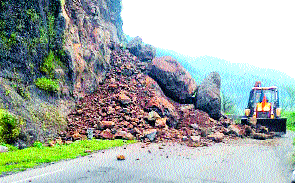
12 169 64 183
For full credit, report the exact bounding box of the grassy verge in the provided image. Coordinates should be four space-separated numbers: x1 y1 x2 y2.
0 139 136 175
282 110 295 131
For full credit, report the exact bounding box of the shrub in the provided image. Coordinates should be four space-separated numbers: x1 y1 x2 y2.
35 77 60 92
40 50 55 78
33 141 43 149
0 110 20 144
282 110 295 131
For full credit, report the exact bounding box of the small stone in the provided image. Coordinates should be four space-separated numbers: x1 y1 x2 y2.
125 133 134 140
117 155 125 160
118 92 131 105
245 125 254 136
143 129 157 141
49 140 55 147
65 141 73 145
208 132 224 142
228 124 244 136
100 121 115 129
72 131 82 140
147 111 161 122
190 123 199 130
100 130 114 139
190 136 201 143
155 118 167 128
200 128 208 137
56 138 63 145
182 136 188 141
109 84 118 89
85 150 92 153
0 145 8 153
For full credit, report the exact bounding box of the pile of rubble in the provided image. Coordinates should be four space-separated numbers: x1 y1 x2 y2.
59 45 274 147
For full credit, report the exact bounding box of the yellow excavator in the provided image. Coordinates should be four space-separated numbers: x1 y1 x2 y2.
241 81 287 134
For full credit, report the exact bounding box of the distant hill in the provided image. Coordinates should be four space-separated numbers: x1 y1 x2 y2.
156 47 295 114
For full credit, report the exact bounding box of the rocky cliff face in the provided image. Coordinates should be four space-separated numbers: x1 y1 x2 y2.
63 0 125 98
0 0 125 145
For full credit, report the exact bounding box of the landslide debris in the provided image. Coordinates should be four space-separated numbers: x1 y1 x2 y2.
60 44 274 147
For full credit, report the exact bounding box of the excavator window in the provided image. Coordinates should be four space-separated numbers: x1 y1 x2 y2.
248 89 276 110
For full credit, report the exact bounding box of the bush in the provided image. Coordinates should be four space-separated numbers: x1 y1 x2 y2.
282 110 295 131
40 50 55 78
0 110 20 144
35 77 60 92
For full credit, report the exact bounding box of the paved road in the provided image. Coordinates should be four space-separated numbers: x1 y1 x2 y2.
1 132 295 183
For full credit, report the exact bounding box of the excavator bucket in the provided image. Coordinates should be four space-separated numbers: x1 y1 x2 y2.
241 118 287 134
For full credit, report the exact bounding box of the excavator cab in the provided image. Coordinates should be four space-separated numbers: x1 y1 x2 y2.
241 82 286 134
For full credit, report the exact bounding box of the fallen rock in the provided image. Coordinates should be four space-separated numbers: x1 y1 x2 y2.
125 132 134 140
144 129 157 141
252 132 273 140
114 130 127 139
200 128 209 137
0 145 8 153
190 123 199 130
208 132 224 142
182 136 188 141
245 125 255 136
72 131 82 140
194 72 221 120
65 140 73 145
117 155 126 160
258 126 269 134
118 92 131 105
100 130 114 139
190 135 201 143
149 56 197 103
55 138 63 145
147 111 161 122
100 121 115 129
228 124 244 137
155 118 167 128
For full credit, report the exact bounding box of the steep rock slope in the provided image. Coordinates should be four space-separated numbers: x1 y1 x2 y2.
0 0 125 145
63 0 125 98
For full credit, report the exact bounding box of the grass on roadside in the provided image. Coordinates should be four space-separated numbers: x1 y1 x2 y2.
282 110 295 131
0 139 136 175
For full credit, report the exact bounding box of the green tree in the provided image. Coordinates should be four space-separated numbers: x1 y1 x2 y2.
221 92 237 115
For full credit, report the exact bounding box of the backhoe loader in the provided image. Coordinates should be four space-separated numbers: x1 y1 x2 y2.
241 81 286 134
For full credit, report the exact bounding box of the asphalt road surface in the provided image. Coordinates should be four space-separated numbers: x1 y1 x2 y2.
1 131 295 183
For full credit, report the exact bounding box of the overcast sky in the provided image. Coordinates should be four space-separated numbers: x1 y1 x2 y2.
121 0 295 79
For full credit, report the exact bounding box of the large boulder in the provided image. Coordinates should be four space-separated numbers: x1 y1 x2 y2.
194 72 221 120
127 36 156 62
148 56 198 104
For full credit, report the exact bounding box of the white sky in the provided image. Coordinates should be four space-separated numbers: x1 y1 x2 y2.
121 0 295 79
